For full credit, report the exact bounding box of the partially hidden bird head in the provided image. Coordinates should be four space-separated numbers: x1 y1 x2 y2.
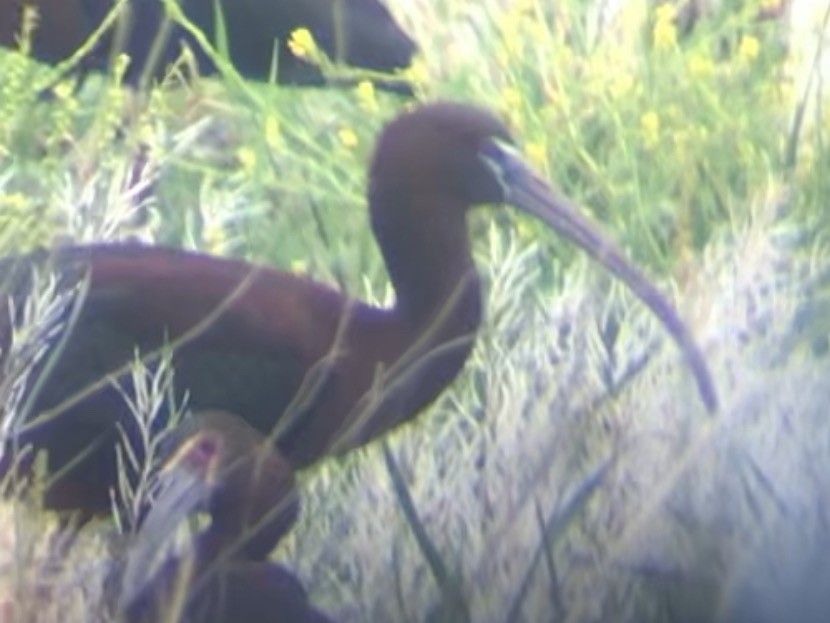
324 0 418 72
120 411 298 612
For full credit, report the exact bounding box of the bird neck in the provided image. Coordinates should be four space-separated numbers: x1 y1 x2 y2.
204 454 299 563
365 195 483 435
371 196 483 331
281 195 485 459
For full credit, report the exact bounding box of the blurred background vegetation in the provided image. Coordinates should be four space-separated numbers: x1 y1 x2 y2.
1 0 829 621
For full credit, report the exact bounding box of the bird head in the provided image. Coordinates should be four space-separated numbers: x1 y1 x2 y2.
119 411 298 612
332 0 418 71
369 102 718 413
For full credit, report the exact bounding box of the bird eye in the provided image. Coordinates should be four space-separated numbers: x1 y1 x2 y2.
478 138 526 200
192 436 222 464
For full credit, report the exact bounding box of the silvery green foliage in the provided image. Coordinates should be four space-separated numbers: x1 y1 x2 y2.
0 262 111 623
0 117 208 621
0 265 81 470
281 192 830 623
573 193 830 623
57 117 210 246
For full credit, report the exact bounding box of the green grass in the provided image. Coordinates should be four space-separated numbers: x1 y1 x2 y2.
2 0 830 621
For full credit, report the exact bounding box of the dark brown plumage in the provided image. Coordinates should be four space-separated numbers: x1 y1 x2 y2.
0 0 89 64
117 410 332 623
0 102 718 531
0 0 416 92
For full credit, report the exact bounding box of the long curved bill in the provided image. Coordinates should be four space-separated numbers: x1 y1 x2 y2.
118 432 222 612
479 139 718 413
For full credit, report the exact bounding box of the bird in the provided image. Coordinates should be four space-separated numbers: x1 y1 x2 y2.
667 0 789 39
0 101 718 534
0 0 417 93
115 410 334 623
0 0 89 65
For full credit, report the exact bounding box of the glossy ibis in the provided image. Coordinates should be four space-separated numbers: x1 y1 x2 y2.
668 0 790 37
0 101 718 528
117 410 333 623
0 0 416 92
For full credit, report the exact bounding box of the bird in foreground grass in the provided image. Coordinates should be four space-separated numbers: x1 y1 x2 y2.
116 410 333 623
0 101 718 540
0 0 417 93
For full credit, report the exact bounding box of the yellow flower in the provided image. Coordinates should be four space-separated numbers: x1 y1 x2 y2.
236 147 257 170
514 0 535 16
288 28 317 60
203 222 228 255
655 3 677 24
199 206 229 255
338 127 358 149
503 87 522 110
290 259 308 274
738 35 760 63
640 110 661 148
609 72 635 98
265 114 282 149
356 80 378 113
526 142 547 171
0 192 28 210
688 53 715 77
653 4 678 50
528 20 547 41
404 57 429 86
